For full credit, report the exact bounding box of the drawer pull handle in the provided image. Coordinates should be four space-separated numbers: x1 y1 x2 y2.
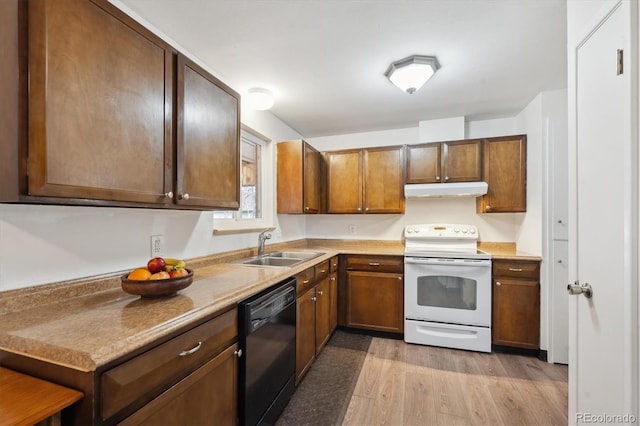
320 270 326 273
508 268 523 272
303 279 310 284
369 262 380 266
179 341 202 357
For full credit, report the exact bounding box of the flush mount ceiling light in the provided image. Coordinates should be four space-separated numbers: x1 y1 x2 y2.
384 55 441 94
246 87 275 111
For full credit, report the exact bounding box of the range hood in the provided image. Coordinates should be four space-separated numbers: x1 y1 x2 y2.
404 181 488 198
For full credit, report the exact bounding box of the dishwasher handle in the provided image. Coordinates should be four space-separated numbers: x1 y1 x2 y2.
242 279 296 334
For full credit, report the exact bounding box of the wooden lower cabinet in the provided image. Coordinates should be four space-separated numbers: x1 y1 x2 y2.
346 271 404 333
295 258 337 384
340 255 404 334
492 259 541 349
120 344 237 426
296 286 317 382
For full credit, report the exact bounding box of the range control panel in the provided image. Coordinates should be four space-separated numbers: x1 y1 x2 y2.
404 224 479 240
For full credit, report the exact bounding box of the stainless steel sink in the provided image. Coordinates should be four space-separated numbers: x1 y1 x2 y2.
233 251 325 268
240 257 303 267
267 251 324 260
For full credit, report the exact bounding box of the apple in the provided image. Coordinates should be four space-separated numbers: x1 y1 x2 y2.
147 257 166 273
149 271 170 280
169 268 189 279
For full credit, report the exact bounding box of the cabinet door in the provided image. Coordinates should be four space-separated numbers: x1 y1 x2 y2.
176 54 240 209
492 278 540 349
303 143 320 213
329 272 338 333
276 140 319 214
315 277 332 354
295 287 316 384
406 143 441 183
346 271 404 333
326 150 362 213
442 139 482 182
27 0 173 204
120 344 238 426
477 135 527 213
363 146 405 213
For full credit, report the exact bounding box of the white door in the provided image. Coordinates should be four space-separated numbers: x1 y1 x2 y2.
570 1 637 423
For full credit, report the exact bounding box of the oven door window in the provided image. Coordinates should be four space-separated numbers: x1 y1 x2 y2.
417 275 477 310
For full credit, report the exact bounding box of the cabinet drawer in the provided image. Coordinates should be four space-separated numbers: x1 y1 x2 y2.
100 308 237 422
315 261 330 282
493 260 540 279
345 255 403 273
296 267 316 295
329 256 339 273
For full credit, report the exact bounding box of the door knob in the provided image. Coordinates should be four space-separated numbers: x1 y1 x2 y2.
567 281 593 298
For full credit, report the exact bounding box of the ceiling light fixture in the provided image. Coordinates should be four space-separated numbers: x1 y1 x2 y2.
384 55 440 94
246 87 275 111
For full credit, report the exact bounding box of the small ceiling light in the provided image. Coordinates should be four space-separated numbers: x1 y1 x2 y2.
384 55 440 94
246 87 274 111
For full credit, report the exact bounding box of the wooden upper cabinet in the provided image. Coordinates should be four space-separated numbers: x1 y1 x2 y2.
406 143 441 183
326 146 404 214
442 139 482 182
406 139 481 184
2 0 240 210
26 0 174 204
277 140 320 214
477 135 527 213
363 146 405 213
326 149 363 214
176 54 240 209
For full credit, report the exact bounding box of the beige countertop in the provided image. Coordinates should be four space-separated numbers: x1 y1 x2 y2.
0 238 538 372
0 239 403 372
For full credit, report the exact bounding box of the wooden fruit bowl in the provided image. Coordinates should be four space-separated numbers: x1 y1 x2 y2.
121 269 194 298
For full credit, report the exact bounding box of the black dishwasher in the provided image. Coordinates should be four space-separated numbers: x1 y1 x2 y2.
238 277 296 426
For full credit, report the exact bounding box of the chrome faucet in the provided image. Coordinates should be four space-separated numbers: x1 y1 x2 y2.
258 230 272 257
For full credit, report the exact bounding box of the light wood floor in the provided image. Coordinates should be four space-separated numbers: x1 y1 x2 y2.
343 337 568 426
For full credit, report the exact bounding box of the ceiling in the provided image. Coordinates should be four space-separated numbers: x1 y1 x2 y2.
117 0 567 138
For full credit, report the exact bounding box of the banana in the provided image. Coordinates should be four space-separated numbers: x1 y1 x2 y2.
164 258 186 269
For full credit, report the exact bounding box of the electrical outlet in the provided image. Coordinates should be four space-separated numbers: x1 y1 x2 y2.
348 224 357 235
150 235 164 257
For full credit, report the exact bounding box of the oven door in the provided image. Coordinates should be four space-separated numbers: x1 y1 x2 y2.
404 257 491 327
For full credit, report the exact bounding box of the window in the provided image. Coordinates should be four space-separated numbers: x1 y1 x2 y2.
213 126 271 232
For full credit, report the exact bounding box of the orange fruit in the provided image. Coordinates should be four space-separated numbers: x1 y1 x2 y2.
127 267 152 280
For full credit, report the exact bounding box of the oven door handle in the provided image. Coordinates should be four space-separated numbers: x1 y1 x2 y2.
404 257 491 267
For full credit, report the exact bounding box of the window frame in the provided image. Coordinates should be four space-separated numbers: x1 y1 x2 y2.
213 125 274 234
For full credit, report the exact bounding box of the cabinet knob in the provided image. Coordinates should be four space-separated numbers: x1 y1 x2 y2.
311 296 317 302
496 281 502 286
444 176 449 181
317 290 323 296
365 207 369 212
164 191 174 199
234 349 243 358
304 206 309 211
179 193 190 200
398 276 402 280
357 207 362 212
486 205 491 211
330 277 336 281
557 259 563 264
436 176 440 180
557 219 563 224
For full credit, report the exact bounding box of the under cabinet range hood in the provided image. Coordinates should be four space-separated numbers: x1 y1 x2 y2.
404 181 488 198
